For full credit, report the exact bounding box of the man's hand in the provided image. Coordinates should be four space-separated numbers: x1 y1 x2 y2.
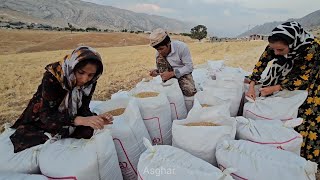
259 85 281 97
149 69 159 77
160 71 175 81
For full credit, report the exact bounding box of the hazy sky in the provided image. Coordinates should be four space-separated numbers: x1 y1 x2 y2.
83 0 320 37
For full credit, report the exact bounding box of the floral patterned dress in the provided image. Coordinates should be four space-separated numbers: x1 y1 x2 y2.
249 38 320 164
10 70 96 153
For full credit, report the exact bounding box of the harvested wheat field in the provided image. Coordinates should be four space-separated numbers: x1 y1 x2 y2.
0 29 195 55
1 29 319 180
0 29 267 125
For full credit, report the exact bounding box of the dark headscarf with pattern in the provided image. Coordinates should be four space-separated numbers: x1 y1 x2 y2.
262 21 314 87
45 46 103 116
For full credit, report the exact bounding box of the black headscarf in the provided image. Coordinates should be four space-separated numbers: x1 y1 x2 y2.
262 21 314 87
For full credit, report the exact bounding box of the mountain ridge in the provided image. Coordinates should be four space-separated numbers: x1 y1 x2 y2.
0 0 192 32
238 9 320 37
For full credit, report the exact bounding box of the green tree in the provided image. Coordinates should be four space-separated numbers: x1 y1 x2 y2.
190 25 207 41
68 23 76 33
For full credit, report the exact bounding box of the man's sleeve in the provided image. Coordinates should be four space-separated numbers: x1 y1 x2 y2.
174 44 193 78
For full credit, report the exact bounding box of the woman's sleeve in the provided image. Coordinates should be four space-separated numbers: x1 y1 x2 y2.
248 46 274 82
70 82 97 139
77 82 97 117
280 45 318 91
38 72 74 130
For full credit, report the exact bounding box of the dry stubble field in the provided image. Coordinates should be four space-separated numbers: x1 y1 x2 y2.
0 29 268 125
0 29 319 179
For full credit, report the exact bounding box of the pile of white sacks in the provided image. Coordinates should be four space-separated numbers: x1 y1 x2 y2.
0 60 317 180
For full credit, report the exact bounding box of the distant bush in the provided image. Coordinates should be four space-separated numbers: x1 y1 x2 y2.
180 33 191 37
86 27 98 32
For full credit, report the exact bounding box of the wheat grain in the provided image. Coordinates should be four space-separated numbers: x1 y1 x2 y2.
105 108 126 116
184 122 219 126
134 92 159 98
201 104 212 107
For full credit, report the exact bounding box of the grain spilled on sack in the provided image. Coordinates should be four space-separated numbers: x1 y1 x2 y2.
134 92 159 98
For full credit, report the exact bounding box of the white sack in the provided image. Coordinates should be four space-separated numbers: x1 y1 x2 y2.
236 116 303 154
137 138 234 180
130 86 172 145
172 103 236 166
39 128 123 180
92 98 151 180
0 124 42 174
243 90 308 121
216 140 317 180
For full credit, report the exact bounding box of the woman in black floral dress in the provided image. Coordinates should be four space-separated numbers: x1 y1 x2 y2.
10 46 113 153
246 21 320 165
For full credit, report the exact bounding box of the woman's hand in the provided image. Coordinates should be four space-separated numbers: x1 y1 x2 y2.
98 112 113 125
74 116 105 130
259 85 281 97
246 88 256 100
245 81 256 100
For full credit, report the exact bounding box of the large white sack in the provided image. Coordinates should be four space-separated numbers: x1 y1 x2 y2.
39 128 123 180
207 60 225 79
136 78 187 120
194 91 231 117
152 75 163 83
215 66 247 83
184 95 194 113
235 117 303 154
0 124 42 174
244 83 262 100
243 90 308 120
207 60 225 70
192 68 210 91
172 103 236 166
160 79 187 120
89 100 104 112
203 79 244 93
137 138 234 180
111 90 130 100
0 173 48 180
92 98 151 180
130 86 172 145
203 80 243 116
216 140 317 180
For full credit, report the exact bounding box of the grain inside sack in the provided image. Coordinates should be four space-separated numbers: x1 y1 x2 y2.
184 122 219 126
201 104 212 107
105 108 126 116
134 92 159 98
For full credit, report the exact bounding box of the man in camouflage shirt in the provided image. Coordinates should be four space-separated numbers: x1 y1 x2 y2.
149 28 197 98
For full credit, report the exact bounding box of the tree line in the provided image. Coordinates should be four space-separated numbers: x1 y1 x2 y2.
1 20 209 41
